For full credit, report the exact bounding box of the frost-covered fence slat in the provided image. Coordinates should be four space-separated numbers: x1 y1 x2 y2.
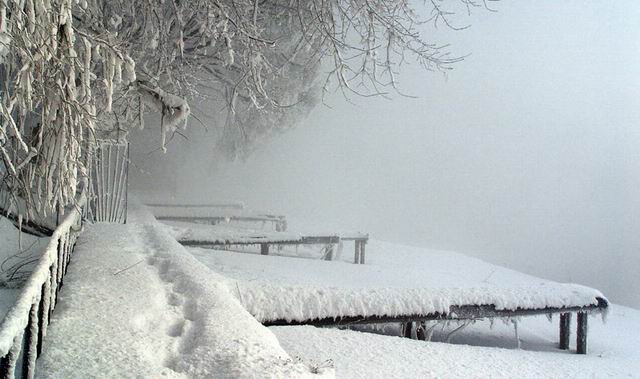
0 195 85 379
89 142 129 223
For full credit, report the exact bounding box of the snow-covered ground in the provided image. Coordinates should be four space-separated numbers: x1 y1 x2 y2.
36 204 329 378
187 241 605 323
2 202 636 377
0 218 49 319
271 304 640 378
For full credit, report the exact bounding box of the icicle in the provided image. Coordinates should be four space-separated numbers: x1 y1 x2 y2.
124 55 136 84
17 215 22 249
512 319 521 349
139 95 145 130
26 0 35 33
177 30 184 57
82 37 92 100
114 56 122 84
104 53 115 112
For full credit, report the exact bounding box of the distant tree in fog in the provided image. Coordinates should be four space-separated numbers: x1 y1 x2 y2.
0 0 489 217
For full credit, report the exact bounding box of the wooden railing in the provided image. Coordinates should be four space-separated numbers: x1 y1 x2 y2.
0 195 86 378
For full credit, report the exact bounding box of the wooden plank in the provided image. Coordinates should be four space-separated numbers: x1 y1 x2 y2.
158 215 282 223
146 202 244 209
181 238 302 247
559 313 571 350
263 297 608 327
577 312 588 354
339 233 369 241
300 236 340 244
180 235 340 247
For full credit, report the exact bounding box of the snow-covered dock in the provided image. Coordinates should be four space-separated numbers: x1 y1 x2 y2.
147 203 288 232
163 220 369 262
188 241 607 354
150 205 607 354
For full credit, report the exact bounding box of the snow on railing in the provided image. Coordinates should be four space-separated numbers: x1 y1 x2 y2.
0 193 86 378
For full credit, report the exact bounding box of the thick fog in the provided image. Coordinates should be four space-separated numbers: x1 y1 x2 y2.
130 1 640 308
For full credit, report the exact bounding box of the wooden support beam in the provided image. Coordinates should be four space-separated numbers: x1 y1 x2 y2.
577 312 588 354
559 313 571 350
260 243 269 255
416 322 426 340
360 241 366 264
354 241 361 264
264 297 608 327
324 245 334 261
402 322 413 338
300 236 340 244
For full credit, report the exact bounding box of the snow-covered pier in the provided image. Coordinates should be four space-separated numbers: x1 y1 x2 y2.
162 217 369 263
148 203 288 232
186 242 607 355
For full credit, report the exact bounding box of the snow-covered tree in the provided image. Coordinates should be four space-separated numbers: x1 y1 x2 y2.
1 0 488 220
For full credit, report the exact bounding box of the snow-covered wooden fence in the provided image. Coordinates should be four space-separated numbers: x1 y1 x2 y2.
88 141 129 223
0 194 86 378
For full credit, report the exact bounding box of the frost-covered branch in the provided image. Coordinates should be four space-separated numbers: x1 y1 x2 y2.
1 0 485 218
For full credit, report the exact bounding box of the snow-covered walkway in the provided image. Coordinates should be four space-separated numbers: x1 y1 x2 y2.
35 207 328 377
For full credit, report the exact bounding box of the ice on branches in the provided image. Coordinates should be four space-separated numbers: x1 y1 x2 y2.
1 0 482 218
137 81 190 152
